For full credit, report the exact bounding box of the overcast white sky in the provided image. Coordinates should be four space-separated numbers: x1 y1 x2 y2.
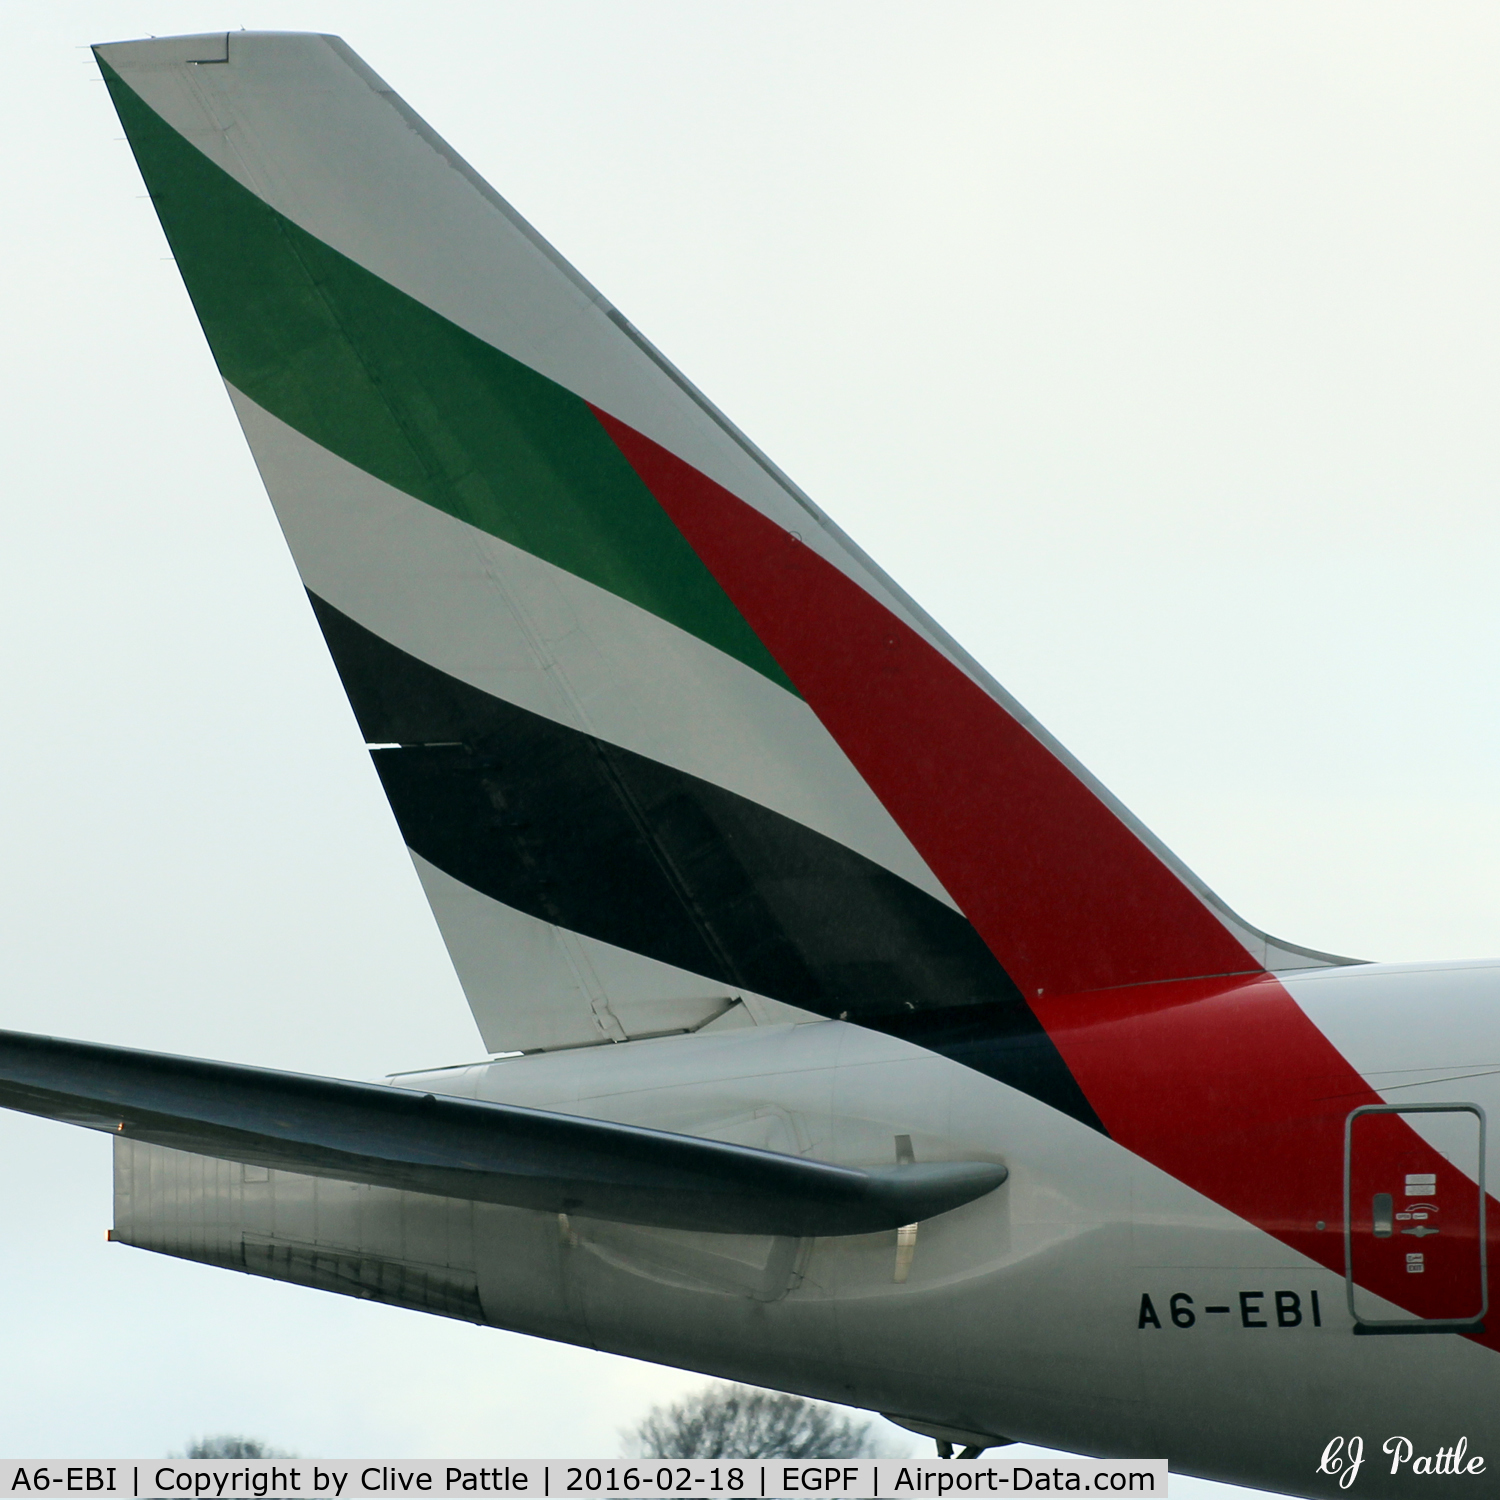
1 2 1498 1490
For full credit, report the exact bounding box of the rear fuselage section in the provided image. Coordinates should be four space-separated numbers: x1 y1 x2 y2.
114 960 1500 1496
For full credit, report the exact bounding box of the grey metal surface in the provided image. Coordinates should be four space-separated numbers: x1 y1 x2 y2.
0 1029 1006 1236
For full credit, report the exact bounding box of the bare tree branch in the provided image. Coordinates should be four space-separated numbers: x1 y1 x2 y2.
178 1438 295 1459
627 1384 876 1460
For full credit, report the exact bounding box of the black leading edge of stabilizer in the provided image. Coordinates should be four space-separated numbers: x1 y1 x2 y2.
0 1030 1006 1237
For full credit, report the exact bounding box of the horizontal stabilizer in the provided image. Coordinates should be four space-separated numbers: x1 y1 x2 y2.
0 1031 1004 1237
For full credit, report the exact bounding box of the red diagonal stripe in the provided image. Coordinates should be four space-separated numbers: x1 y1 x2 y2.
592 405 1253 999
1036 974 1499 1350
593 405 1500 1353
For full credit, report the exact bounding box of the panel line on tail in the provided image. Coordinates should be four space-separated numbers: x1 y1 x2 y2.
312 594 1020 1017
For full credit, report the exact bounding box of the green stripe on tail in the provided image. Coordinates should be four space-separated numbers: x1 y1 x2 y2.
99 59 795 694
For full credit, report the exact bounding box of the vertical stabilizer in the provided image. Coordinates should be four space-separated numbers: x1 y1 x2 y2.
95 32 1352 1125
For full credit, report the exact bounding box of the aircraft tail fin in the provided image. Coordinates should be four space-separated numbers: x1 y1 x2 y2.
95 32 1353 1125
